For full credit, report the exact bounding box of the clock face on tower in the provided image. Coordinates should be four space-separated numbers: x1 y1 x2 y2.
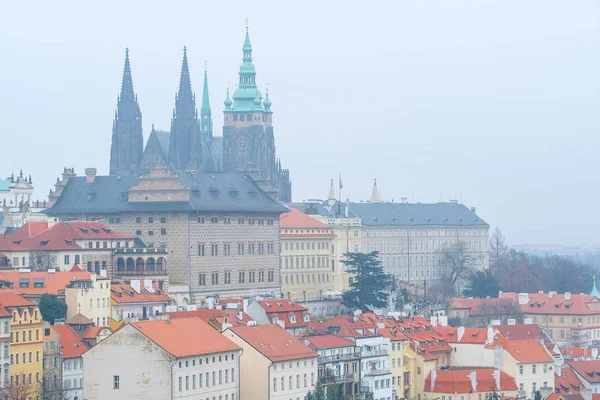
237 137 248 152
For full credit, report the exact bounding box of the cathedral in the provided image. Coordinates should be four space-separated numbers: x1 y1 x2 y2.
108 27 292 202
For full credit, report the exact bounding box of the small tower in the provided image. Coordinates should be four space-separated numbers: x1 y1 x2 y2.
328 179 336 206
200 62 213 145
370 179 381 203
591 276 600 299
109 48 143 176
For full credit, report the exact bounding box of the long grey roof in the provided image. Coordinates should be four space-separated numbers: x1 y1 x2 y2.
155 130 171 161
288 201 488 227
46 173 288 215
348 202 488 227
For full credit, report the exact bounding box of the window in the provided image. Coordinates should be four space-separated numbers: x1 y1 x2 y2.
199 274 206 286
198 245 205 256
211 244 218 256
64 255 70 265
224 244 231 256
289 376 292 390
198 216 205 223
148 231 154 236
238 243 245 255
161 228 166 235
273 377 277 392
211 272 219 285
224 217 231 224
225 272 231 284
532 365 536 374
136 230 142 235
519 365 523 375
296 374 300 388
238 217 244 224
211 217 218 224
281 377 285 391
113 375 120 389
135 217 142 223
239 272 245 283
178 376 182 392
268 270 274 282
249 271 255 283
304 373 307 387
148 217 154 223
160 217 166 223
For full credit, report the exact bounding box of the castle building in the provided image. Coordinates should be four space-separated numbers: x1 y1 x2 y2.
109 27 292 202
45 164 287 304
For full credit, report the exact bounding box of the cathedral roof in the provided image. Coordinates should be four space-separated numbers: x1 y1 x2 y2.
46 172 287 215
154 130 171 161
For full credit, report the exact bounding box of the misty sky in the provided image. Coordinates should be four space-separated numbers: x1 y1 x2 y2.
1 1 598 246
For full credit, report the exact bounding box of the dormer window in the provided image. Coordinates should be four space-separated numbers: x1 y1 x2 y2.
303 315 310 322
290 315 297 324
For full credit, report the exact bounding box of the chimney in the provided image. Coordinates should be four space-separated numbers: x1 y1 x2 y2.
592 348 598 359
457 326 465 342
494 345 503 369
548 291 555 299
438 315 448 327
471 206 476 213
242 299 249 314
498 291 503 297
47 217 59 228
430 369 437 391
84 168 97 184
493 369 500 390
487 326 494 344
469 370 477 392
555 365 562 377
130 280 141 294
565 292 572 301
236 311 243 321
430 316 438 327
518 293 529 305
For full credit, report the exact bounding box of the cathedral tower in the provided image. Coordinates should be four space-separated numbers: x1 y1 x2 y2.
222 26 292 202
109 48 143 176
168 47 202 172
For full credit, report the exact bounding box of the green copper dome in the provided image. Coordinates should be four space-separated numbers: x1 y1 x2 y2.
263 89 272 112
224 88 233 110
228 27 264 112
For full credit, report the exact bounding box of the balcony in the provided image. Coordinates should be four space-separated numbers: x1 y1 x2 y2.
320 373 357 384
364 368 391 376
115 248 168 254
114 269 168 277
319 352 361 363
361 349 388 358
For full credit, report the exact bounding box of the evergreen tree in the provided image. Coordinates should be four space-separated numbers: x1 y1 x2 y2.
304 380 326 400
38 294 67 324
342 251 394 312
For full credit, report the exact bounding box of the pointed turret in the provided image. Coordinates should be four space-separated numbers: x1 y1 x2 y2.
228 26 263 112
370 179 381 203
200 62 213 143
109 48 143 176
168 47 202 172
591 276 600 299
263 88 272 112
328 179 336 201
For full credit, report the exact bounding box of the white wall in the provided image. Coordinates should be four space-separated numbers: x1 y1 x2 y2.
62 356 83 400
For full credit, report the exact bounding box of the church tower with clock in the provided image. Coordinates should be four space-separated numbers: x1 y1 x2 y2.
222 26 292 202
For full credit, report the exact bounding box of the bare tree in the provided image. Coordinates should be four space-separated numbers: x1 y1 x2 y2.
429 277 456 304
440 241 480 294
29 251 54 272
472 298 522 327
1 379 41 400
489 227 508 272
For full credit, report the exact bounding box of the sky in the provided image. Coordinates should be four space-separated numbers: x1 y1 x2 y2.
0 1 598 246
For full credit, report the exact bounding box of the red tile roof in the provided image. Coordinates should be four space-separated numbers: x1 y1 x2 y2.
501 292 600 315
131 317 240 358
377 327 409 341
0 221 133 251
424 368 518 393
0 267 106 296
229 324 319 362
555 366 583 395
280 208 331 230
494 338 554 363
259 300 308 313
52 324 88 358
568 360 600 383
0 291 33 307
67 313 93 325
168 309 252 329
83 326 110 339
110 283 170 304
450 298 521 316
433 326 489 344
305 335 355 349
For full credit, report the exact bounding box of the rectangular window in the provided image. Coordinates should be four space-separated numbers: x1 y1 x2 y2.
148 231 154 236
161 228 166 235
273 377 277 392
148 217 154 223
211 272 219 285
238 217 244 224
198 216 205 223
113 375 120 389
178 376 182 392
268 270 274 282
198 244 205 256
225 272 231 284
135 217 142 223
211 244 218 256
224 244 231 256
64 255 70 265
239 271 245 283
238 243 245 255
160 217 166 223
224 217 231 224
211 217 218 224
199 274 206 286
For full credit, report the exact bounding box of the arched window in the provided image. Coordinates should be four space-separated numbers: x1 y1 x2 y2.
126 258 134 271
146 258 155 271
117 258 125 272
135 258 144 271
157 257 166 271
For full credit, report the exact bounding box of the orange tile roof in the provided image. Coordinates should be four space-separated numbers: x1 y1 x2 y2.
131 317 240 358
0 221 133 251
0 291 33 307
501 292 600 315
305 335 355 349
496 338 554 363
377 327 409 341
433 326 489 344
450 298 521 316
280 208 331 229
110 283 170 304
168 309 252 329
424 368 518 393
555 366 583 394
67 313 93 325
0 267 106 296
229 324 319 362
567 360 600 383
52 324 88 358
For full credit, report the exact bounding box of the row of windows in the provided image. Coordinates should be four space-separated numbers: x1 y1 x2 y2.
366 239 487 253
374 378 391 390
281 229 333 235
10 350 40 365
518 364 549 375
283 273 330 285
11 372 40 386
135 216 167 224
135 229 167 236
179 354 235 368
273 372 314 392
364 228 488 237
63 378 83 389
178 368 236 391
12 328 40 343
198 243 275 256
197 216 274 225
283 256 331 269
283 242 331 251
199 271 275 285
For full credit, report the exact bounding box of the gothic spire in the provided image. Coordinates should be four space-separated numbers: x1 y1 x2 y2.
370 179 381 203
200 62 213 138
120 48 135 102
178 46 193 101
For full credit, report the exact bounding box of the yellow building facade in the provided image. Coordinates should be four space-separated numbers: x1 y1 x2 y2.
280 209 336 301
0 292 44 386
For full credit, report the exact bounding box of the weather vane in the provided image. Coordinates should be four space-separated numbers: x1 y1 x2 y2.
245 17 249 28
